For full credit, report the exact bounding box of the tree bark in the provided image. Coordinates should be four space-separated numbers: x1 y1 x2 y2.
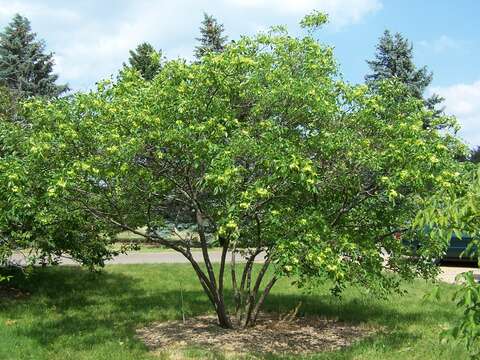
250 275 278 325
243 257 272 325
184 250 233 329
193 209 233 328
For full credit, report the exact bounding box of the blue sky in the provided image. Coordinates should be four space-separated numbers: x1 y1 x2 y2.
1 0 479 146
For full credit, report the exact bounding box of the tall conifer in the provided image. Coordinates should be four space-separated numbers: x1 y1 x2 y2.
0 14 68 98
127 42 162 81
366 30 443 122
194 13 228 59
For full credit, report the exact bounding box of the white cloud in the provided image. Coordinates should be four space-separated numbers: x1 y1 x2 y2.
0 1 79 23
0 1 204 89
0 0 382 91
430 81 480 146
227 0 382 28
419 35 462 54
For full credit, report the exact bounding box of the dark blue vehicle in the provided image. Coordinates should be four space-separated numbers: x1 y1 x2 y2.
444 234 475 262
402 229 477 264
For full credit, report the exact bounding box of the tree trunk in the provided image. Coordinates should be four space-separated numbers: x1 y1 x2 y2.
215 296 233 329
185 249 234 329
230 248 278 328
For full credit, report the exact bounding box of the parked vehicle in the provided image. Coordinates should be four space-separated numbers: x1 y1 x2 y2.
400 230 477 264
444 234 476 263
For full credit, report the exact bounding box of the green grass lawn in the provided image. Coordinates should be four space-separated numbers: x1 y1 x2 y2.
0 264 468 360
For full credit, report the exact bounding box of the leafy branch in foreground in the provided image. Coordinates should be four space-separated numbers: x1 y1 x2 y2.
446 272 480 359
416 167 480 359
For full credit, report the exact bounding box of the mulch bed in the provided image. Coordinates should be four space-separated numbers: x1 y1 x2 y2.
136 313 376 356
0 285 30 300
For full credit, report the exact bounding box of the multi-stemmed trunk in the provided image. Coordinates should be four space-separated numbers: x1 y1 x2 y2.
174 211 277 329
196 251 275 327
190 246 277 329
230 246 278 328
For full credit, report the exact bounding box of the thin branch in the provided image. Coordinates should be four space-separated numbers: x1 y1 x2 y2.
250 275 278 325
196 208 218 295
239 247 262 294
231 241 240 316
218 237 229 299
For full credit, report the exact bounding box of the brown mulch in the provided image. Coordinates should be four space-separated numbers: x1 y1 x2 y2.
0 286 30 300
136 314 376 357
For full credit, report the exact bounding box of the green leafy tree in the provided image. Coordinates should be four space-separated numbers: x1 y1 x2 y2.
194 13 228 59
0 94 118 270
126 42 162 81
12 13 463 329
366 30 443 124
0 14 68 99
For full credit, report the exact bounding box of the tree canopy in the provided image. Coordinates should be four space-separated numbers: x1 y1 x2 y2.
0 85 116 270
0 14 68 99
1 13 467 329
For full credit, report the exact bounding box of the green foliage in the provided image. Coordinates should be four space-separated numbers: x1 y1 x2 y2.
366 30 443 125
126 42 162 81
416 167 480 257
0 95 118 268
0 273 11 283
0 14 68 99
416 168 480 359
445 272 480 359
194 13 228 59
300 11 329 30
0 85 17 120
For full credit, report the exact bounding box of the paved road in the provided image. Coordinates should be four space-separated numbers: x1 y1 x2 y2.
9 251 478 284
88 251 263 264
9 250 266 266
438 263 480 284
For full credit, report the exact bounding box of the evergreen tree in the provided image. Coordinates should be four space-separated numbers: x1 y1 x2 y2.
366 30 443 122
469 146 480 164
0 14 68 99
0 85 17 122
194 13 228 59
126 42 162 81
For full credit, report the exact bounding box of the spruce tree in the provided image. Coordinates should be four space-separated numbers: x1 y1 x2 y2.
469 146 480 164
126 42 162 81
194 13 228 59
366 30 443 122
0 14 68 99
0 85 16 121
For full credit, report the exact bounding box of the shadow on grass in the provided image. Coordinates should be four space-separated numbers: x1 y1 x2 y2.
2 266 210 352
263 290 456 326
0 265 457 357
